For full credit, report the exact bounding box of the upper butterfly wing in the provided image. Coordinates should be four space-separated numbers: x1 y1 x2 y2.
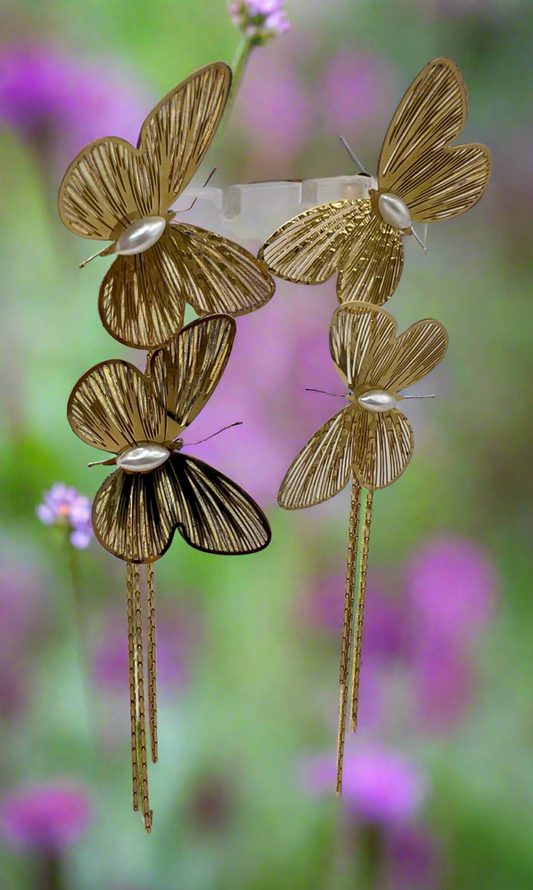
67 360 166 453
378 57 491 223
139 62 231 212
259 200 367 285
167 223 274 316
148 314 236 440
278 406 356 509
58 138 156 240
330 302 398 391
375 317 449 393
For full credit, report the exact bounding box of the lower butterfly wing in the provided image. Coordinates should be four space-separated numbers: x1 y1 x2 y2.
258 200 368 285
353 408 413 490
336 210 403 306
278 406 356 509
98 228 186 349
168 223 274 317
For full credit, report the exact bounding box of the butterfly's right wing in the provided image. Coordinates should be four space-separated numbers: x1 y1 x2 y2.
259 199 402 306
278 406 356 509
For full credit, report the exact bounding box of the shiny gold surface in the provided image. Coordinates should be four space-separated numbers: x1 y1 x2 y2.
59 62 274 349
259 57 491 307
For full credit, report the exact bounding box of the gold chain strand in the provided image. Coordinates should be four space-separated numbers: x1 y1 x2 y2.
126 564 139 812
146 563 158 764
349 489 374 733
336 478 361 797
133 565 152 833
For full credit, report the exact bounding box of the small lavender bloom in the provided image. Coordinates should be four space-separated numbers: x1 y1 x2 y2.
385 824 442 889
411 629 474 731
321 50 398 142
406 536 498 644
228 1 290 43
305 745 426 825
36 483 93 549
0 782 91 851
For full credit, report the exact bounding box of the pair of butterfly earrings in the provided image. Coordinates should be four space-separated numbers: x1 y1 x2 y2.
59 58 491 831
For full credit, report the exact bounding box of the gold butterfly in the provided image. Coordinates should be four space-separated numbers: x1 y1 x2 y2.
59 62 275 349
259 57 491 306
68 314 271 831
278 301 448 794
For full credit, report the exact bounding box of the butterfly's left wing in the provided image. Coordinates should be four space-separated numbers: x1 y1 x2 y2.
148 314 236 440
378 57 491 223
139 62 231 212
353 408 414 490
93 452 271 562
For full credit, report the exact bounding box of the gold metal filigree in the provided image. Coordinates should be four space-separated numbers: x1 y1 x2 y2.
259 57 491 306
67 314 272 831
58 62 275 349
277 301 448 793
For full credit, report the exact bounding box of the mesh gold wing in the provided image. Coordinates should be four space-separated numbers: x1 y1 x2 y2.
93 453 271 563
353 408 414 490
148 314 236 439
330 302 398 390
67 360 166 453
138 62 231 212
259 200 368 285
336 207 403 306
167 224 275 317
278 407 356 509
98 231 186 349
378 57 492 223
374 318 449 392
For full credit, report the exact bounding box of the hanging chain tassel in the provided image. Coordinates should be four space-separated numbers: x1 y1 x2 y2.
133 565 152 833
349 489 373 733
336 479 361 796
126 564 139 813
146 563 158 764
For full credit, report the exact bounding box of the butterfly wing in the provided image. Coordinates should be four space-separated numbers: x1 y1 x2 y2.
330 301 398 390
148 314 236 440
278 406 356 509
168 223 275 316
138 62 231 212
378 57 492 223
58 62 230 240
376 318 449 393
67 360 166 453
336 208 403 306
353 408 414 490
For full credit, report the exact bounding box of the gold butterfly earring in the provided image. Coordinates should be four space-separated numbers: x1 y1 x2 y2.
58 62 275 349
277 301 448 794
259 57 491 307
67 314 271 831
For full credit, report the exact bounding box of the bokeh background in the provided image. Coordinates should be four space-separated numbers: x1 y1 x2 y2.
0 1 532 888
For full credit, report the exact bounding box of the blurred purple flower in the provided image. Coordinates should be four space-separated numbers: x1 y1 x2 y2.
385 825 442 889
412 630 475 731
183 281 341 503
0 44 148 181
228 1 290 42
305 745 426 825
406 536 498 644
320 50 399 151
235 53 314 172
36 483 93 549
0 782 91 852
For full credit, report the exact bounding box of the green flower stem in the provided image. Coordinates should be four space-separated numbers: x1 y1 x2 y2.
211 35 255 157
67 541 96 748
358 823 384 890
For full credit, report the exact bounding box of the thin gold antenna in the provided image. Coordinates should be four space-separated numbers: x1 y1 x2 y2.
177 166 218 214
349 489 373 733
126 564 139 813
339 135 369 175
336 480 361 796
79 246 111 269
410 225 428 254
182 421 242 447
305 388 347 398
146 563 158 764
133 565 152 833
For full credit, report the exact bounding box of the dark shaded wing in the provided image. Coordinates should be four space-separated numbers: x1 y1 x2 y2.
378 57 491 223
278 407 356 509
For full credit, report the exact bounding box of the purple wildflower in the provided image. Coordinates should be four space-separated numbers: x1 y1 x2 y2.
228 1 290 43
0 44 148 181
385 825 443 889
305 745 426 825
36 483 93 549
0 782 91 851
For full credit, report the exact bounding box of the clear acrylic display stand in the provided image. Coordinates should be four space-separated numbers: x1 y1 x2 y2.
176 173 378 249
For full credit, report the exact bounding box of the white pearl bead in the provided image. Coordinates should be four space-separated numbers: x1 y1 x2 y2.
378 193 411 230
115 216 167 256
357 390 397 413
117 443 170 473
